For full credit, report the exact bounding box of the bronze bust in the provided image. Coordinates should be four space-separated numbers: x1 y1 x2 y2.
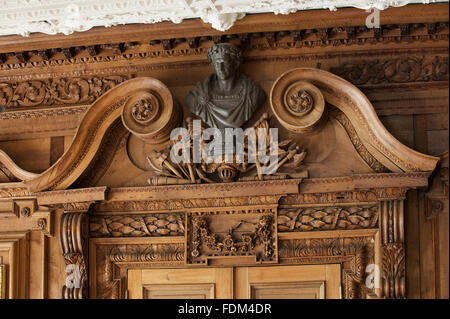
184 43 266 130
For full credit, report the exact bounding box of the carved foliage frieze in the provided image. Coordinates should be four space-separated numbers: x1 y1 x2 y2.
278 205 378 232
0 75 132 110
94 195 281 212
90 213 185 238
331 56 449 86
187 209 277 265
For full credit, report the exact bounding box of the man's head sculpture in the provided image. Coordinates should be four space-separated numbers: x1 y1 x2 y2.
184 43 266 130
207 43 243 81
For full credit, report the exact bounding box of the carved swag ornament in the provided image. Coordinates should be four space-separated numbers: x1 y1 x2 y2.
188 211 276 264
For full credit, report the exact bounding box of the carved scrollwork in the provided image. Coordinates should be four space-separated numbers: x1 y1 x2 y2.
121 83 181 144
331 56 449 86
59 212 89 299
270 78 326 134
0 75 132 110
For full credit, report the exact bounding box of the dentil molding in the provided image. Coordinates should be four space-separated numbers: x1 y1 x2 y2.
0 0 444 36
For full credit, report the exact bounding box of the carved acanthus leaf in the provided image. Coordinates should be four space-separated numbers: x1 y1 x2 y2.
331 56 449 86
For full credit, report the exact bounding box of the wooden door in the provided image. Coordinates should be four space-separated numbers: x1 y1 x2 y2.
128 264 341 299
127 267 233 299
234 264 341 299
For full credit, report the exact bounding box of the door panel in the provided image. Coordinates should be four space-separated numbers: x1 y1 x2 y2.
128 267 233 299
234 264 341 299
143 283 215 299
249 281 325 299
128 264 341 299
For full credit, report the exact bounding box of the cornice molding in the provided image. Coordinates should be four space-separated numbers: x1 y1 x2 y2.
0 21 448 72
0 0 442 36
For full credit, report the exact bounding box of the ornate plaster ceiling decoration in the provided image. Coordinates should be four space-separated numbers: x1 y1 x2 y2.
0 0 445 36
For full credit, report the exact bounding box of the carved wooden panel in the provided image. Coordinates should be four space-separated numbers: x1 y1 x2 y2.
250 281 325 299
143 283 215 299
0 232 30 298
128 267 232 299
236 264 340 299
278 235 375 299
186 208 277 265
0 75 132 109
91 239 185 299
0 263 5 299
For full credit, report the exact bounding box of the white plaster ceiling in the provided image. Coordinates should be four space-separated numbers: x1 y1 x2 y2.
0 0 446 37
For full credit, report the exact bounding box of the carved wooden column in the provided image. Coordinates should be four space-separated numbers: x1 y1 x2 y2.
379 197 406 299
59 202 92 299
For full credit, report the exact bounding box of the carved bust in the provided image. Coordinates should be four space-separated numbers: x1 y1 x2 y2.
184 43 266 129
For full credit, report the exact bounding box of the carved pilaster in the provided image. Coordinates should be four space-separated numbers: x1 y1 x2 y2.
59 204 92 299
379 199 405 299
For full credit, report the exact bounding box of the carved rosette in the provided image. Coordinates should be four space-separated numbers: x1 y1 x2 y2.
270 73 326 134
59 212 89 299
121 80 181 144
379 199 405 298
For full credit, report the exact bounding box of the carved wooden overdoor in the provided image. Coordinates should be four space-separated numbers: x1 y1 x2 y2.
0 68 440 299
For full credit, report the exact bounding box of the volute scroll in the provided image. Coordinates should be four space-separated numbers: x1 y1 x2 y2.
270 77 326 134
121 79 182 144
269 68 438 173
